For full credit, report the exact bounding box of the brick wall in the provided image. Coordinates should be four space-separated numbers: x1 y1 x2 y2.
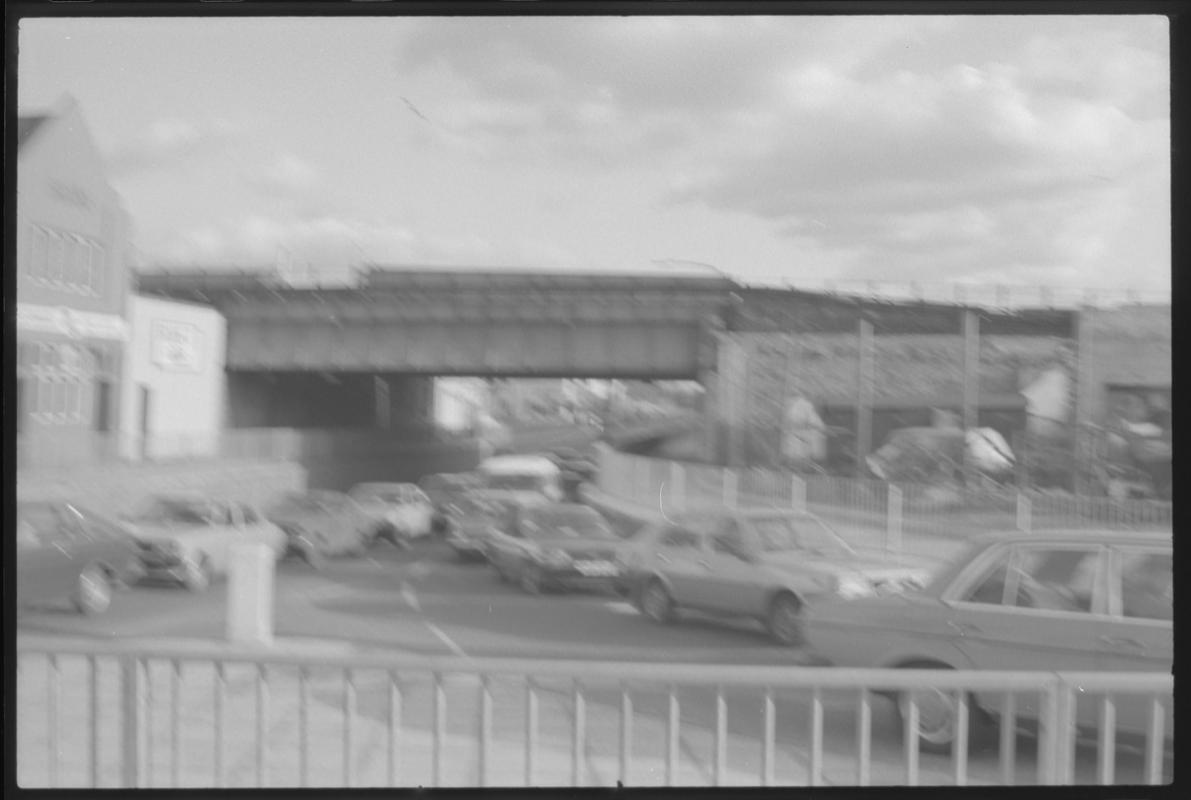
16 459 306 517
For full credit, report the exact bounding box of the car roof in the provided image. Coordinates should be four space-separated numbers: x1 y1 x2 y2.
351 482 411 491
479 455 561 476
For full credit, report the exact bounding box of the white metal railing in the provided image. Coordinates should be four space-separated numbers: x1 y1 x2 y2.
15 637 1172 788
594 448 1172 542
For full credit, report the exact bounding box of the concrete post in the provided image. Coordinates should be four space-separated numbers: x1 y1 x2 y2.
226 543 275 646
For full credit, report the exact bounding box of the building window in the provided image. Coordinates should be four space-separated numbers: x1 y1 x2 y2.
68 236 87 291
25 225 103 295
47 232 65 283
91 244 106 297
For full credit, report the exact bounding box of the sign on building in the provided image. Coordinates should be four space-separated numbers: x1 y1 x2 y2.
151 319 203 373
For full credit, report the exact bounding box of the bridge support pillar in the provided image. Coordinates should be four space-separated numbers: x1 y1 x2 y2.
382 375 436 428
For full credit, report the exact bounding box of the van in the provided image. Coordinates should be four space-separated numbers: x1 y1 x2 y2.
477 454 563 506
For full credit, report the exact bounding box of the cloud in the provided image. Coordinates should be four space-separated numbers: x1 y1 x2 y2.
389 16 1167 289
106 117 238 174
243 153 321 196
665 59 1168 285
144 214 588 276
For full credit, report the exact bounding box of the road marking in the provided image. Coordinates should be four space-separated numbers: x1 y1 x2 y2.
425 622 468 659
400 582 421 612
407 561 430 578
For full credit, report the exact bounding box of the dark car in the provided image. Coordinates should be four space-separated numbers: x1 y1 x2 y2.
445 494 518 560
801 529 1173 753
486 503 622 594
418 472 485 534
16 501 144 615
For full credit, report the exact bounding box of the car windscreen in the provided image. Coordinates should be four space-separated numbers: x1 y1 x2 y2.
133 498 219 526
749 516 854 557
277 494 344 513
453 496 510 518
485 474 546 492
523 509 615 540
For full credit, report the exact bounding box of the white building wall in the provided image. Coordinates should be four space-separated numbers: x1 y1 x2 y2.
120 295 227 458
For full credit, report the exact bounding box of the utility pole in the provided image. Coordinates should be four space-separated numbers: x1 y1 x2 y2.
856 316 874 478
961 309 980 486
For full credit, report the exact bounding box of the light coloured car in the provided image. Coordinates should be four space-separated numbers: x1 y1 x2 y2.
477 454 563 507
348 482 436 545
801 529 1173 753
487 503 621 594
619 508 930 646
266 490 375 567
126 495 287 591
16 501 144 615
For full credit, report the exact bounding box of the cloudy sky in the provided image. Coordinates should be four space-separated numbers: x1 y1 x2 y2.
18 14 1170 294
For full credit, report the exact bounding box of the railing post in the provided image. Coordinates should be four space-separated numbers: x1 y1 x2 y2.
121 657 141 788
886 485 903 556
723 468 738 509
1016 493 1032 533
791 474 806 513
670 461 685 511
1038 679 1076 785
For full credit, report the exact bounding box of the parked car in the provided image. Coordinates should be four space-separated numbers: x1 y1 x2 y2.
266 490 374 567
445 494 518 561
619 508 930 646
801 529 1173 753
16 501 144 615
348 482 436 545
487 503 623 594
548 448 599 502
548 447 599 481
125 494 287 591
418 472 485 534
477 454 563 506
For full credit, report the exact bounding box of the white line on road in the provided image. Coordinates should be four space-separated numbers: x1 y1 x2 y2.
425 622 468 658
407 561 431 578
400 581 421 612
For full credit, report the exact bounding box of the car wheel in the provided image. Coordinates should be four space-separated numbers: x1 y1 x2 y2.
765 593 804 646
180 555 213 592
895 661 990 755
520 564 547 595
640 578 675 624
73 565 114 616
